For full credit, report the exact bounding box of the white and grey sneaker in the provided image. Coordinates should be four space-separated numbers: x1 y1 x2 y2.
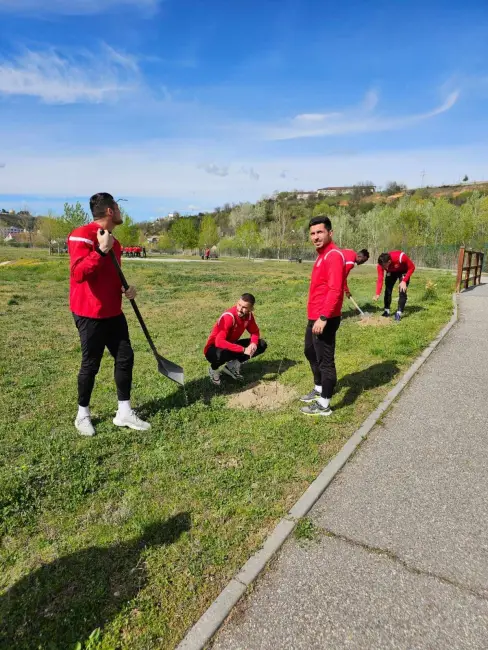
223 359 243 380
208 366 221 385
299 389 321 403
300 401 333 417
113 410 151 431
75 415 95 437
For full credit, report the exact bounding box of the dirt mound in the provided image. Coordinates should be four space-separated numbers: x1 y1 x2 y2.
357 315 393 327
228 381 296 411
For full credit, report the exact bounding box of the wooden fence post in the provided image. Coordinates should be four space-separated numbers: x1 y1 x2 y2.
456 247 465 293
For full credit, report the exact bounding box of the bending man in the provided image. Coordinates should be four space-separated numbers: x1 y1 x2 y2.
204 293 267 385
342 248 369 298
68 192 151 436
375 250 416 321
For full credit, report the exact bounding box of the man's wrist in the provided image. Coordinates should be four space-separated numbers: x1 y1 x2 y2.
319 315 327 322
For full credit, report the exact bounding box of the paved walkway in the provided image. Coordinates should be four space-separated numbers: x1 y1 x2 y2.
213 284 488 650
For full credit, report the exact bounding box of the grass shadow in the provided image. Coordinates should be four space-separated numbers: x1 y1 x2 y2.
334 360 400 410
0 513 191 650
139 358 298 416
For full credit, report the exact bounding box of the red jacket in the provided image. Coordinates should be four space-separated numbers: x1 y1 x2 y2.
307 242 345 320
204 305 260 354
342 248 357 294
376 250 416 295
68 222 123 319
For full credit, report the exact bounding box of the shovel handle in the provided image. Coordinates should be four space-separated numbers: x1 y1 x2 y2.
348 295 364 315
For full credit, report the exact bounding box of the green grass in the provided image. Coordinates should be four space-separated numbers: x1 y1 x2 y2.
0 256 454 649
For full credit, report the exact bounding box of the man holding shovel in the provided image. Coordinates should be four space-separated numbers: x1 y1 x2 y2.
343 248 370 299
68 192 151 436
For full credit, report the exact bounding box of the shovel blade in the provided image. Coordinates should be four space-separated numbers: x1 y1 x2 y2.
156 354 185 386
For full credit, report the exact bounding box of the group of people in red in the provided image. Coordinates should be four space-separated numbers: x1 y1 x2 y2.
122 246 146 258
67 194 415 435
204 215 415 418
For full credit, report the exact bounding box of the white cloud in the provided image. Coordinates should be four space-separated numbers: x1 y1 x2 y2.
0 46 140 103
198 163 229 177
256 90 460 141
0 0 160 15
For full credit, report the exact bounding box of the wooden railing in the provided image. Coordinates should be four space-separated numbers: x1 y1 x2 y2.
455 247 484 292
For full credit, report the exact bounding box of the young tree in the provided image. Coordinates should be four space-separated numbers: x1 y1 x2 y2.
271 202 292 260
116 209 139 247
170 217 199 250
38 212 66 254
198 215 219 248
62 201 89 232
235 221 261 259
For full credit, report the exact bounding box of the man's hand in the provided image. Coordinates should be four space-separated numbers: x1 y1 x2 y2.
312 318 326 335
244 343 258 357
97 229 114 253
345 290 351 299
123 285 137 300
399 281 407 293
373 294 380 302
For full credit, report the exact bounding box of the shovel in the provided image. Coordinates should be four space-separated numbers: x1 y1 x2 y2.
348 295 372 318
105 245 184 386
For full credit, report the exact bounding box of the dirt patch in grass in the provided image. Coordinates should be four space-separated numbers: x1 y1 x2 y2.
228 381 296 411
357 315 393 327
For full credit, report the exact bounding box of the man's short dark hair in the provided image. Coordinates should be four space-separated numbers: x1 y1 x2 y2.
90 192 116 219
241 293 256 306
378 252 391 266
309 215 332 231
359 249 370 260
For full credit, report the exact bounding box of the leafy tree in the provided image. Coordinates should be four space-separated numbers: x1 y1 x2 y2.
38 212 67 254
271 202 292 259
62 202 89 232
384 181 407 196
235 221 261 259
116 209 139 247
198 215 219 248
170 217 198 250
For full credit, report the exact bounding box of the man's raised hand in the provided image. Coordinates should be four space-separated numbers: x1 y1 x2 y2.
97 228 114 253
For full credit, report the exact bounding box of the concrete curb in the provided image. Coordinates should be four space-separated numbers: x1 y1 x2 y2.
176 294 459 650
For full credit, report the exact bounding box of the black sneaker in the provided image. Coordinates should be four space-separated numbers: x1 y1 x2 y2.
300 401 333 417
299 389 321 403
381 310 390 318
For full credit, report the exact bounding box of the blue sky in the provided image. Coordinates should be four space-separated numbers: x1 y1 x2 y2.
0 0 487 220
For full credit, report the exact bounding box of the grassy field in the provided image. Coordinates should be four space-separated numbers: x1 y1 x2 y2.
0 249 454 649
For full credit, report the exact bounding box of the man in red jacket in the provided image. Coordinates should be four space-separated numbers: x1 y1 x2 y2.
342 248 370 297
374 250 416 321
300 216 345 417
204 293 267 385
68 192 150 436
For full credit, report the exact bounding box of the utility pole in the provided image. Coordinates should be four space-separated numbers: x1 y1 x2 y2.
420 170 426 187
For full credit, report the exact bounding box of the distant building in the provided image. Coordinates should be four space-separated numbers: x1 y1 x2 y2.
317 185 376 197
296 191 317 200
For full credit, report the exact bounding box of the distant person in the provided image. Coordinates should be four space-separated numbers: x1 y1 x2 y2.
68 192 151 436
205 247 210 260
342 248 370 298
204 293 267 385
375 250 416 321
142 246 147 258
300 216 345 417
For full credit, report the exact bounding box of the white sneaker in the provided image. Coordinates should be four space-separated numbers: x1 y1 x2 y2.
75 415 95 437
113 410 151 431
208 366 221 385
